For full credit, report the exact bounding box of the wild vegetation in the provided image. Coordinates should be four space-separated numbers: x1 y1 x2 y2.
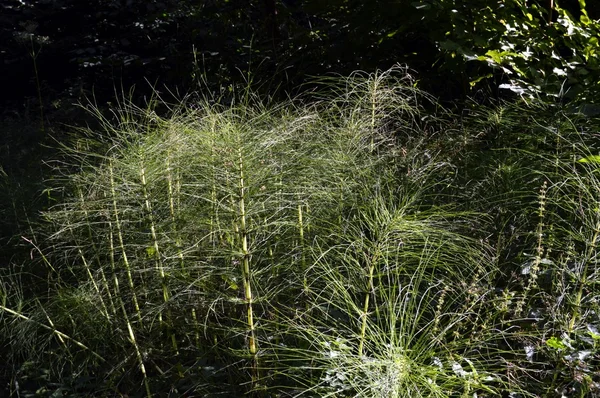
1 67 600 397
2 1 600 397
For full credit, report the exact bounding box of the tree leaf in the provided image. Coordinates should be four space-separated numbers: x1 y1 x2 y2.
578 155 600 163
146 246 156 258
546 336 567 350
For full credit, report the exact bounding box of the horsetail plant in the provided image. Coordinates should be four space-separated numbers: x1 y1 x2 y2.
108 159 152 397
1 67 518 396
139 159 178 354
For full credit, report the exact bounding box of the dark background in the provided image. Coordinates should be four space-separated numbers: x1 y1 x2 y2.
3 0 599 113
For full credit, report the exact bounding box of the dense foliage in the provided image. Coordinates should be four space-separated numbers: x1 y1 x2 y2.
1 68 600 397
3 0 600 109
2 1 600 397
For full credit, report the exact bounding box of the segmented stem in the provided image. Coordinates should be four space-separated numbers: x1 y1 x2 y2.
358 247 380 357
108 161 142 323
109 161 151 397
237 146 257 357
140 162 178 353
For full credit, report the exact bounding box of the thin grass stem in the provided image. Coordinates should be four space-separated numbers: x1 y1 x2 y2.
0 304 105 362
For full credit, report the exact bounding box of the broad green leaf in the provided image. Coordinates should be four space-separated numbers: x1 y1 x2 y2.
485 50 520 65
578 155 600 163
581 15 591 25
146 246 156 258
486 50 503 64
546 336 567 350
469 73 493 87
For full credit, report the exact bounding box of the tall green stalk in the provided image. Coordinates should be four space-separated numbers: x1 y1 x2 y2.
165 151 200 348
108 160 151 396
108 161 142 323
237 146 257 358
569 222 599 333
77 188 117 316
358 246 380 358
370 75 379 153
110 216 152 398
139 161 178 353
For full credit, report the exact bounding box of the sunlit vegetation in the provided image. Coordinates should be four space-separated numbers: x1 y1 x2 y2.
1 67 600 397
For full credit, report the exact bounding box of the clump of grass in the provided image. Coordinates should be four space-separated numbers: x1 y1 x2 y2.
460 105 600 397
264 188 505 397
0 67 517 397
533 126 600 396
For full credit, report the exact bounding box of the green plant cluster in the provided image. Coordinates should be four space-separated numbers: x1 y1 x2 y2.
469 1 600 103
2 67 600 397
